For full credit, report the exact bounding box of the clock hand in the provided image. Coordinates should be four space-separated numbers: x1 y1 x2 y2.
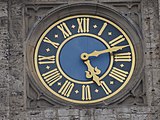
81 45 129 60
84 60 101 86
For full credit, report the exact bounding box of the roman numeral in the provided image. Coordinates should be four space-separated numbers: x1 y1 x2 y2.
42 68 62 86
100 81 112 95
77 18 90 33
58 80 74 97
57 22 72 38
82 85 91 100
109 67 128 83
109 35 125 46
98 23 107 36
43 37 59 48
114 52 131 62
38 55 55 64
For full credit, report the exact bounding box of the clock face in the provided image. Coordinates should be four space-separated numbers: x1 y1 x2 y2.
34 15 135 104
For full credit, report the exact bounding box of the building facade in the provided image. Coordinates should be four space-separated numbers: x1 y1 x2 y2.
0 0 160 119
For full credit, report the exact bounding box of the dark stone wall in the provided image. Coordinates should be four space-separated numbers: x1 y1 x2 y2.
0 0 159 119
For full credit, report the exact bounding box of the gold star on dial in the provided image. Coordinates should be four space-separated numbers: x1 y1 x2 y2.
93 24 97 28
71 25 75 29
55 34 58 38
46 48 50 52
110 81 114 85
95 89 99 93
75 90 79 94
57 82 61 86
120 64 124 68
46 66 50 69
108 32 112 35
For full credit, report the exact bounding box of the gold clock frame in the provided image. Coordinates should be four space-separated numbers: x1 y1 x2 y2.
34 15 135 104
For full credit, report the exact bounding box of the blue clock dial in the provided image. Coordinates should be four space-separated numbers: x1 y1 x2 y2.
59 36 110 81
34 15 135 104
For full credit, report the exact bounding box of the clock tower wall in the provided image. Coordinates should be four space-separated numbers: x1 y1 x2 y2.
0 0 160 119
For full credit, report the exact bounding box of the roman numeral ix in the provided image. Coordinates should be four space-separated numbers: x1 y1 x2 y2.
38 55 55 64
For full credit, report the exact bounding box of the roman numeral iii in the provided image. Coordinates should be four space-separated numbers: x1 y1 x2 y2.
100 81 112 95
114 52 131 62
77 18 90 33
38 55 55 64
58 80 74 97
82 85 91 100
109 35 125 46
109 67 128 83
57 22 72 38
42 68 62 86
43 37 59 48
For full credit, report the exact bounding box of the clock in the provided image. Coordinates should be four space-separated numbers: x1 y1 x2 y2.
26 4 143 105
33 15 135 104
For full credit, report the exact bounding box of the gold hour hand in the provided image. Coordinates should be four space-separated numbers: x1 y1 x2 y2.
81 45 129 60
84 60 101 86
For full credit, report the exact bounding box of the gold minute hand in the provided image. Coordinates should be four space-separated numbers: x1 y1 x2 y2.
81 45 129 60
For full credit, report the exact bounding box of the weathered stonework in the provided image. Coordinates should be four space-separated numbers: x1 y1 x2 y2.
0 0 159 119
25 0 145 108
0 1 9 120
